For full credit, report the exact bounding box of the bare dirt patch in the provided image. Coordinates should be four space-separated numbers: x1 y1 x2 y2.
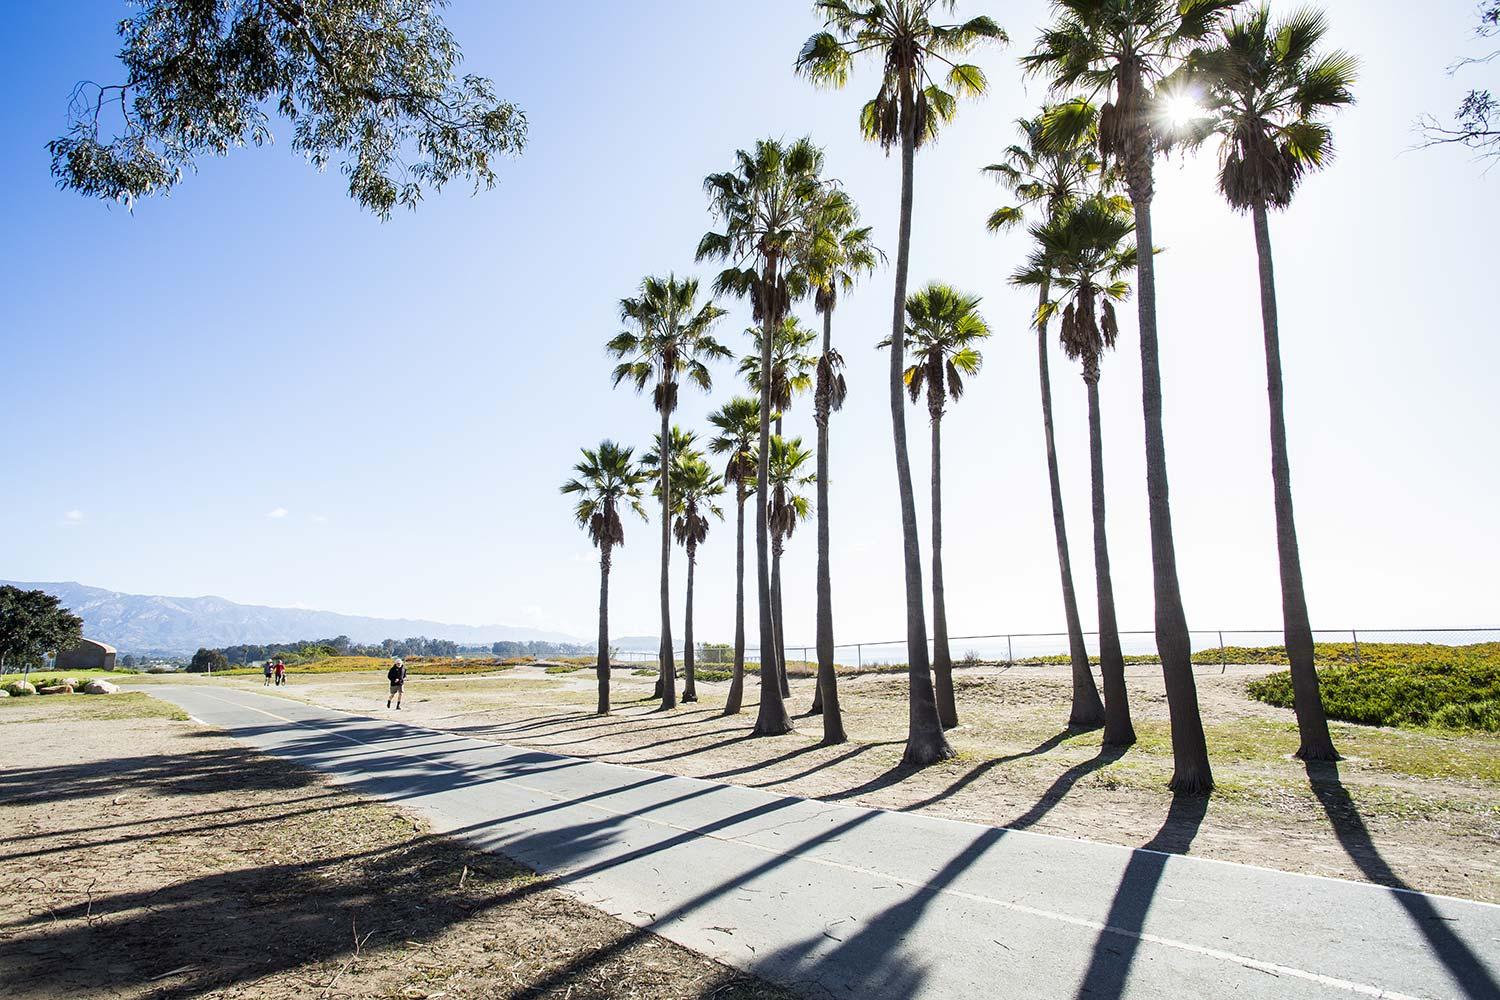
195 661 1500 903
0 696 794 1000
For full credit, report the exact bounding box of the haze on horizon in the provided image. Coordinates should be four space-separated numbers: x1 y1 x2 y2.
3 0 1497 646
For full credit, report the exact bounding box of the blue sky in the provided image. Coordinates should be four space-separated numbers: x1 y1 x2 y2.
2 0 1497 645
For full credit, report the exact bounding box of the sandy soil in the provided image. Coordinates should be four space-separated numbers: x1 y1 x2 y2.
0 695 793 1000
189 661 1500 904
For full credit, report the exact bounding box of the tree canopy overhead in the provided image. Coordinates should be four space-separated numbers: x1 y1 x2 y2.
50 0 527 218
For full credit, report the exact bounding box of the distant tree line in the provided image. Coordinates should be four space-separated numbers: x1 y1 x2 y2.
192 634 591 669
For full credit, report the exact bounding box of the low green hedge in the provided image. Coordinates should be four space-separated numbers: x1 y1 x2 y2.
1247 645 1500 731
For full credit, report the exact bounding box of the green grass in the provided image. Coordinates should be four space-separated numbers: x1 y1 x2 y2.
544 664 588 674
1248 643 1500 731
0 691 188 723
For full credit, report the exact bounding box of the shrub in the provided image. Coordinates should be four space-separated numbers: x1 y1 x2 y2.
693 668 733 683
1247 644 1500 730
544 664 587 674
1431 699 1500 733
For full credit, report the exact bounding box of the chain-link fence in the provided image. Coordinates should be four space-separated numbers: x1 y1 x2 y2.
611 627 1500 674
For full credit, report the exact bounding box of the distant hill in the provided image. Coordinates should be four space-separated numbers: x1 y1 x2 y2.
2 581 579 655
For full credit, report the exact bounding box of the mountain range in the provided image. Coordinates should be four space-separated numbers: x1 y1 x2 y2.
3 581 578 655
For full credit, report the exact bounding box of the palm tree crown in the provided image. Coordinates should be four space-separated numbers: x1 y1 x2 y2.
1184 4 1357 211
1014 195 1138 380
560 441 650 550
669 453 726 553
984 110 1106 231
740 317 818 417
1024 0 1240 185
707 397 761 491
768 435 815 545
797 0 1007 150
608 274 730 413
894 283 991 417
697 138 830 317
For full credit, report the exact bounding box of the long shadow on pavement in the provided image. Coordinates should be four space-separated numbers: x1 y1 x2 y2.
1306 759 1499 999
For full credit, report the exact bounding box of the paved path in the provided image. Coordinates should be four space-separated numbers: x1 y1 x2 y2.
153 686 1500 1000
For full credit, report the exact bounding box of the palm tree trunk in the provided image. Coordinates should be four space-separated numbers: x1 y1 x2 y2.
658 404 677 709
893 107 951 766
753 264 793 735
1087 370 1134 747
773 415 790 697
772 533 787 694
931 411 958 729
1130 166 1211 793
814 307 845 742
725 481 747 716
1253 201 1337 761
683 543 698 703
597 545 612 715
1038 284 1105 726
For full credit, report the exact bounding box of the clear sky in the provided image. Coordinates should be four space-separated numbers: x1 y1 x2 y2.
3 1 1497 647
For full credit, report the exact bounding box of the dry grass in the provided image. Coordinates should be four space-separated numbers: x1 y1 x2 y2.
201 661 1500 903
0 700 796 1000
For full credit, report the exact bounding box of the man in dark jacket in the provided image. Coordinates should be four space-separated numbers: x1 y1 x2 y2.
386 659 407 710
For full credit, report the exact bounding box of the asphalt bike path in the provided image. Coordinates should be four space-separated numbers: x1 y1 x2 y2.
152 685 1500 1000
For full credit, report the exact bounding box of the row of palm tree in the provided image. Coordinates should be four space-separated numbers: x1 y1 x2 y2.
564 0 1358 795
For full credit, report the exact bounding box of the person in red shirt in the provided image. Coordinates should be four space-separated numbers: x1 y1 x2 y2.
273 659 286 686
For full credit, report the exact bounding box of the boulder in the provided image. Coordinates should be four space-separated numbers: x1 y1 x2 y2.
0 689 9 698
39 684 73 695
83 679 120 695
3 681 37 697
62 677 81 689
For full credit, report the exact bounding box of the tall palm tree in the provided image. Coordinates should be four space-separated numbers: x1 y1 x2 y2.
698 137 830 737
1016 195 1140 746
608 275 729 711
798 0 1006 766
806 188 885 740
671 451 726 704
984 112 1108 729
887 283 990 730
1185 4 1356 762
768 435 816 650
560 441 650 715
643 425 706 700
740 315 818 696
707 396 761 715
1024 0 1239 793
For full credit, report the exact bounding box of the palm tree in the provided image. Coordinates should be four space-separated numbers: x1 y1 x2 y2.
887 283 990 730
798 0 1006 767
608 275 729 711
741 315 818 696
643 425 705 700
561 441 650 715
1024 0 1239 793
707 397 761 715
698 137 830 737
1184 4 1356 762
768 436 816 654
806 188 885 740
984 112 1108 729
1017 195 1140 746
671 451 726 704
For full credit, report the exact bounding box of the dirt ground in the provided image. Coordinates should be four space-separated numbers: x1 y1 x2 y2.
177 660 1500 904
0 694 794 1000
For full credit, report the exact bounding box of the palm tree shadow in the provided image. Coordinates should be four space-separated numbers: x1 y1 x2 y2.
1006 743 1129 831
1072 792 1210 1000
902 730 1077 812
1305 759 1499 999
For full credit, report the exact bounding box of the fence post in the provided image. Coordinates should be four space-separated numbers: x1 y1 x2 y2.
1006 635 1014 666
857 644 862 671
1218 630 1226 673
1352 630 1361 666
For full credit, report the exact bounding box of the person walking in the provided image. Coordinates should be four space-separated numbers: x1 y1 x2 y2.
263 660 273 686
386 659 406 710
273 659 286 686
